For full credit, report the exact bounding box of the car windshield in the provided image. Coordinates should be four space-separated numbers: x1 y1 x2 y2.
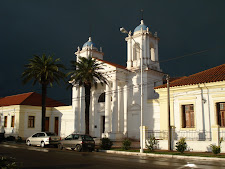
81 135 93 141
46 132 57 136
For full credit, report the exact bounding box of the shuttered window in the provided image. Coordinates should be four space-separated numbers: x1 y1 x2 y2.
182 104 195 128
28 116 35 128
11 116 15 127
4 116 7 127
217 103 225 127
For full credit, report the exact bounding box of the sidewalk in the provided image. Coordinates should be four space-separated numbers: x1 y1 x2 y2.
100 149 225 161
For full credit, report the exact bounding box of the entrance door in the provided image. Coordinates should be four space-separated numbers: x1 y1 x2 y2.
101 116 105 134
45 117 49 131
54 117 59 135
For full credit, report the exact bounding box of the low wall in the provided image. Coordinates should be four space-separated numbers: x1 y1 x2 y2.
155 140 225 153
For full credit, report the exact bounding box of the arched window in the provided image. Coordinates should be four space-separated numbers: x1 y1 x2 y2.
98 92 105 102
133 43 140 61
150 43 155 61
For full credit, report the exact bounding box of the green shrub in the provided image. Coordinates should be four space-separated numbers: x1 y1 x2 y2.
0 156 18 169
100 137 113 150
122 138 132 150
210 144 221 154
175 137 187 153
16 136 23 143
146 135 157 151
6 136 15 141
210 137 223 155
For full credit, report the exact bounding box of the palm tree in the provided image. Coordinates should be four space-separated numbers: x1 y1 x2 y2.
22 54 66 132
69 56 108 135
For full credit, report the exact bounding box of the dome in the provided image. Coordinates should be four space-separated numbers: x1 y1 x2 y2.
134 20 148 32
82 37 96 48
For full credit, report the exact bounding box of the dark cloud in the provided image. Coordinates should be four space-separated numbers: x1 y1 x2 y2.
1 0 225 104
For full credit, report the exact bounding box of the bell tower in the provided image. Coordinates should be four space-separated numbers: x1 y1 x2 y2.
75 37 104 61
125 20 160 71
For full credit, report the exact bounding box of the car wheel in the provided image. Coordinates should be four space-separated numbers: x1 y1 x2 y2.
58 143 63 150
26 140 31 146
41 141 45 148
75 145 82 152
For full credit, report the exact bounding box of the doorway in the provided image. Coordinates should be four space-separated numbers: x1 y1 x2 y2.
54 117 59 135
45 117 49 131
101 116 105 134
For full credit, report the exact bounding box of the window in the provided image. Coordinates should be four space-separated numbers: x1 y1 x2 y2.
73 134 79 140
133 43 140 61
4 116 7 127
38 133 45 137
98 92 105 102
32 133 38 137
182 104 194 128
28 116 35 128
65 134 73 140
217 102 225 127
11 116 15 127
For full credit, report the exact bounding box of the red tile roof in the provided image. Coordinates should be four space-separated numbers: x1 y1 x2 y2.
155 64 225 89
0 92 67 107
93 57 128 70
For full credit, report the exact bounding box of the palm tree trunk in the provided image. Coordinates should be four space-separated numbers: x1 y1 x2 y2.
84 84 91 135
41 84 47 132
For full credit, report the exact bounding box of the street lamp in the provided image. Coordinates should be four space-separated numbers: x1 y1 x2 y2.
120 27 144 153
166 74 171 151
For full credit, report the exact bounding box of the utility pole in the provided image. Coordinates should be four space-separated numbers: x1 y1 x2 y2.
166 74 171 151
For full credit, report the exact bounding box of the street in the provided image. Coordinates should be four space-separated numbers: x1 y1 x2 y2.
1 142 225 169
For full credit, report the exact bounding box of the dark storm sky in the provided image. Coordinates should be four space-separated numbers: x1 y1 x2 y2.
1 0 225 105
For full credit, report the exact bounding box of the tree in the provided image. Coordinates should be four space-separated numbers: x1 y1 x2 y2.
22 54 66 132
69 56 108 135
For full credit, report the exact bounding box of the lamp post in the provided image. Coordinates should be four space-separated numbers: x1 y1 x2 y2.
120 27 144 153
166 74 171 151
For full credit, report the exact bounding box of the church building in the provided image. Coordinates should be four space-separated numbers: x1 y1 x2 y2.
71 20 164 140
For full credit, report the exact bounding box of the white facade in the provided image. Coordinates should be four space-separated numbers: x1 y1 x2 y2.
155 75 225 152
0 105 73 139
72 20 164 140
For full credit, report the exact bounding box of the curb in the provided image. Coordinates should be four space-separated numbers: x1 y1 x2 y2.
100 150 225 161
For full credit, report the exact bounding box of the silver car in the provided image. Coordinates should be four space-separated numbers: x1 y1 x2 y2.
58 134 95 152
26 132 60 148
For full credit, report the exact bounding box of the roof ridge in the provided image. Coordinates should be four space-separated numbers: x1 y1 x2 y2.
155 63 225 89
93 57 127 70
1 92 33 99
186 63 225 78
20 92 36 105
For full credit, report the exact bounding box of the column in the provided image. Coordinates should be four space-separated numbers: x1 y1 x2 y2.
118 85 124 133
143 35 147 65
123 84 128 135
111 79 118 133
72 85 80 132
105 83 111 133
127 37 132 68
155 40 159 62
139 36 143 68
212 125 220 145
146 37 150 65
90 90 96 136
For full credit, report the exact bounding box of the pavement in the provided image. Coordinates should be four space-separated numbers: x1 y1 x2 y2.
100 149 225 161
2 140 225 162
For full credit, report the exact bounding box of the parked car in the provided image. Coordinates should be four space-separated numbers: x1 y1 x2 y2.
58 134 95 152
26 132 60 148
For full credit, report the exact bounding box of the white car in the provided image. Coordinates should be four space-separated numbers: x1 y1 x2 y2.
26 132 60 148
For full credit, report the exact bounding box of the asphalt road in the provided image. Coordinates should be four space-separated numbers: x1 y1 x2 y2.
1 142 225 169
